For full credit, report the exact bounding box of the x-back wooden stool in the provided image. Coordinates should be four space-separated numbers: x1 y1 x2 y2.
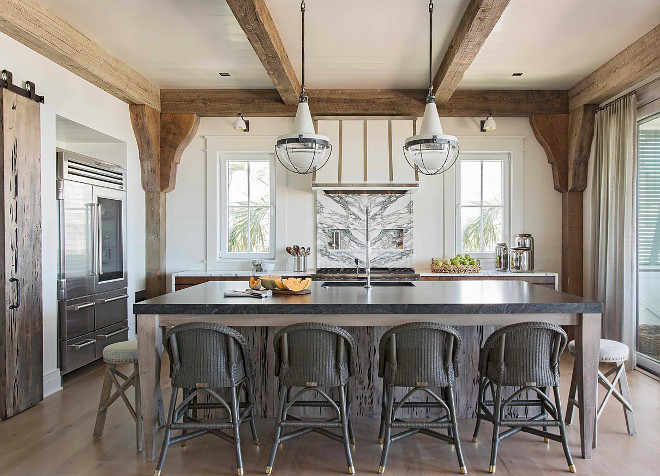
93 340 165 451
565 339 636 448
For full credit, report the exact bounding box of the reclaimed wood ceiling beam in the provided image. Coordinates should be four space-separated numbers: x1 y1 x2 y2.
226 0 300 105
160 88 568 117
569 24 660 111
0 0 160 110
433 0 511 103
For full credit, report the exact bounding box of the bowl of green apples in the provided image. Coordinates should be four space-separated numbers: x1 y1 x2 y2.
431 254 481 273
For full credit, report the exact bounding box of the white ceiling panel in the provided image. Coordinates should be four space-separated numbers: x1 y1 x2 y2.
265 0 469 89
461 0 660 90
38 0 275 88
34 0 660 91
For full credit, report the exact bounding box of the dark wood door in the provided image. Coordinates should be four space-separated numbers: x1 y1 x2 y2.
0 88 43 419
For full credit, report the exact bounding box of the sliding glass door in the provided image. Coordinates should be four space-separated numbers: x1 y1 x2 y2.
637 112 660 373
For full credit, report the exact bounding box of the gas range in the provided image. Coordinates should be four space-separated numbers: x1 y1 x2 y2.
313 267 420 281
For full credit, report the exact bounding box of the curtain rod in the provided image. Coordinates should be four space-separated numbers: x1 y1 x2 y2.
597 89 637 112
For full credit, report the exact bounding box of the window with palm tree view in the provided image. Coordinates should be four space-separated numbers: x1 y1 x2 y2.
225 159 273 255
457 155 509 256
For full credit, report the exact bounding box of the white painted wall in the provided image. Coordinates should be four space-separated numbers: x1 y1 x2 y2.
1 32 146 396
168 116 561 287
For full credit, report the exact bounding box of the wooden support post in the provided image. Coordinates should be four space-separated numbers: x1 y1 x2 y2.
530 105 596 299
145 191 166 299
562 191 583 297
130 105 199 298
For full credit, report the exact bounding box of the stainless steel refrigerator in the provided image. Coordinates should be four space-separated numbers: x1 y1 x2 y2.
57 150 129 374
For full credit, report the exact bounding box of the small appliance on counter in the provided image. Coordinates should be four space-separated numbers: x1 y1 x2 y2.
514 233 535 270
494 243 509 271
252 259 264 273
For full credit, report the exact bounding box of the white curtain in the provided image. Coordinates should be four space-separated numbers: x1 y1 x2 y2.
587 93 637 367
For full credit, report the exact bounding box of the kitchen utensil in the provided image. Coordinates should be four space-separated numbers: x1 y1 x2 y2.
286 246 293 256
494 243 508 271
509 247 533 272
293 245 300 257
514 234 534 270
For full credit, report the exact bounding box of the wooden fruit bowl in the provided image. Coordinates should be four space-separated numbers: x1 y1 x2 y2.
430 259 482 273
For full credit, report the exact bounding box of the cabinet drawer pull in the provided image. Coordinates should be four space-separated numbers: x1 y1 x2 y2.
66 301 95 311
97 294 129 304
97 327 129 339
68 339 96 350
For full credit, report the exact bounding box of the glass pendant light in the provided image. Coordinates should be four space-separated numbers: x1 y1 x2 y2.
275 1 332 175
403 0 459 176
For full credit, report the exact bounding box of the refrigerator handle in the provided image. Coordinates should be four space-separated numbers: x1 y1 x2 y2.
97 203 103 276
90 203 98 276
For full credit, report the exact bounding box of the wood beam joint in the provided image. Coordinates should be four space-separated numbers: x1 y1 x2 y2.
226 0 300 105
433 0 511 103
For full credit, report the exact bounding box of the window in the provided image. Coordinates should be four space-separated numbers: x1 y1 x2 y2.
221 156 275 257
456 154 510 257
638 116 660 268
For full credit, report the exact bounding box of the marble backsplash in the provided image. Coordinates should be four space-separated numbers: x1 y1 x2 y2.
316 191 413 268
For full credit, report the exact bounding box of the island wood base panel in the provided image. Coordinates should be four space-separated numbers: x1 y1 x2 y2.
198 325 532 420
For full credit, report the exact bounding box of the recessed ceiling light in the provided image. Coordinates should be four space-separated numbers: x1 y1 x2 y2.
218 72 230 77
512 72 523 77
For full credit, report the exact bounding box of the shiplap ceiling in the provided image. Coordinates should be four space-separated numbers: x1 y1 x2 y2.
38 0 660 91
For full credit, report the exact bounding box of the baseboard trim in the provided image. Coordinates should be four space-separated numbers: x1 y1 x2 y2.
43 369 62 398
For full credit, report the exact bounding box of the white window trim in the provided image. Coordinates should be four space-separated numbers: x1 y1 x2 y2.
209 151 276 260
442 137 524 265
455 153 511 260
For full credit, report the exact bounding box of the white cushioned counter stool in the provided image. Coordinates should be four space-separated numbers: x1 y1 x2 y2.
93 340 165 451
565 339 636 448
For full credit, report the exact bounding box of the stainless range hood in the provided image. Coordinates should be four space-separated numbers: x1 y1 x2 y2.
311 118 420 190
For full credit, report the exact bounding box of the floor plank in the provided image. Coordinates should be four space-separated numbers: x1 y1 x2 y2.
0 355 658 475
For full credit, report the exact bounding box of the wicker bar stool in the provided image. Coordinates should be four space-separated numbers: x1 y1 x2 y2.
267 323 356 475
155 323 259 476
377 322 466 475
472 322 574 474
565 339 636 448
93 340 165 451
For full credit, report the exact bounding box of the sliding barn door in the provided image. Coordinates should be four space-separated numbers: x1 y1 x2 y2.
0 88 43 419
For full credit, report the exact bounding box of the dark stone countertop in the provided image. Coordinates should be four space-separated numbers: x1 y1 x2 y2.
134 280 602 315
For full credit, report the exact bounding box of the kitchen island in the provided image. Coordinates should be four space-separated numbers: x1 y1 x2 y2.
135 280 602 461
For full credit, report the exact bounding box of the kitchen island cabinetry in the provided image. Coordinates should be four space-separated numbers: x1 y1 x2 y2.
135 280 601 461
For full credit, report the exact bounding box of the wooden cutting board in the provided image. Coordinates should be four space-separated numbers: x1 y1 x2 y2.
272 289 311 295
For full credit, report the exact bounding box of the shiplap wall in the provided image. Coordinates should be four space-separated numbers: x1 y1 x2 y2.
167 116 561 286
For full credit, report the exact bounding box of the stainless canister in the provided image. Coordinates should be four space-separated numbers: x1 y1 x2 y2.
293 255 307 272
509 247 533 272
514 234 534 270
494 243 508 271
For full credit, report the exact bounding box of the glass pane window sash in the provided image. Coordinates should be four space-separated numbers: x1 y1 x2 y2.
225 159 273 256
456 156 509 256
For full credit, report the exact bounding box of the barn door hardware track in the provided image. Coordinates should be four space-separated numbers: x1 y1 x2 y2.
1 70 45 103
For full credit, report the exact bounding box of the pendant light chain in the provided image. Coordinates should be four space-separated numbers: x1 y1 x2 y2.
301 1 306 96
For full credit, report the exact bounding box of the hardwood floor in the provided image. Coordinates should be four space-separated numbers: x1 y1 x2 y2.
1 356 658 476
